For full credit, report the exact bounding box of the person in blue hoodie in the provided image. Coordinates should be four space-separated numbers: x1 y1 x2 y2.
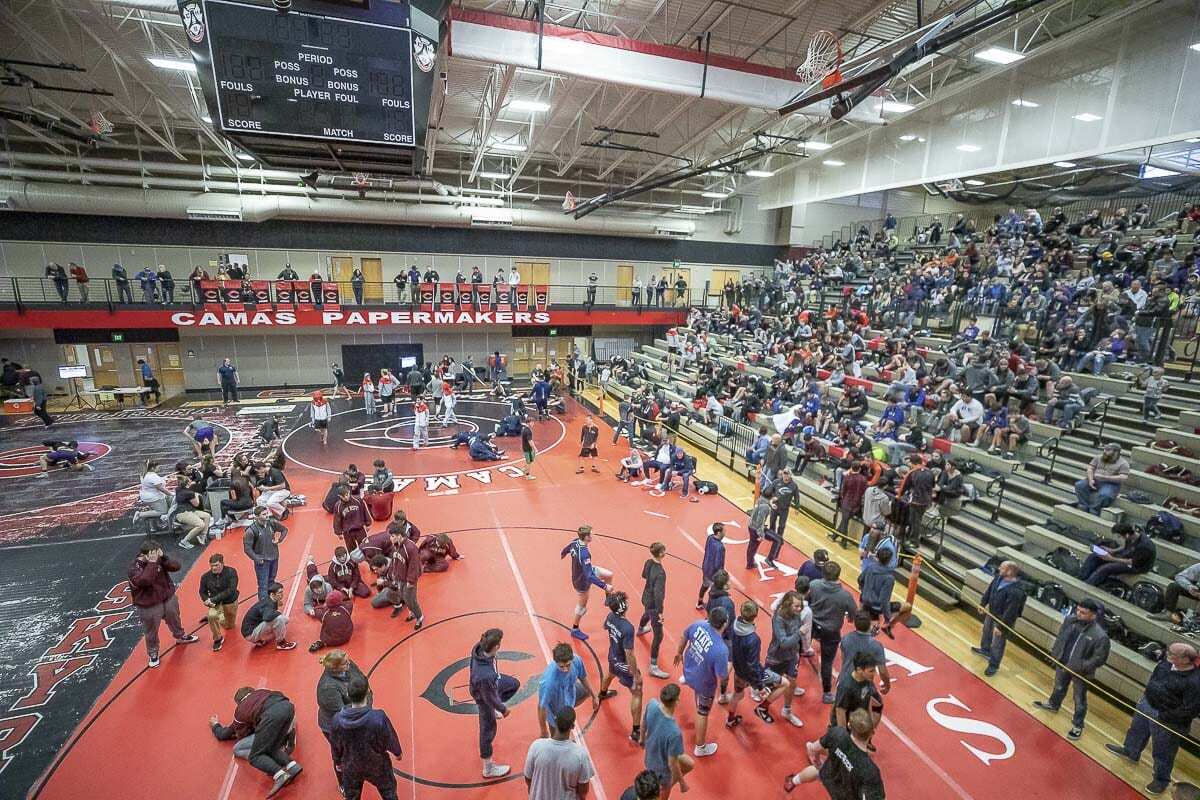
674 606 729 757
531 375 552 419
727 599 794 729
469 628 520 779
704 570 736 703
858 553 896 635
696 523 726 609
330 677 402 800
560 525 613 641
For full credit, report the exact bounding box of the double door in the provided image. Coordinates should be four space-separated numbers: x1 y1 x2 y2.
329 256 384 302
511 337 573 377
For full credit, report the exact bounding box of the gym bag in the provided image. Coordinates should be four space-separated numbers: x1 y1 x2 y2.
1145 510 1185 544
1099 578 1130 602
1042 546 1082 579
1036 582 1070 612
1129 581 1165 613
695 480 719 495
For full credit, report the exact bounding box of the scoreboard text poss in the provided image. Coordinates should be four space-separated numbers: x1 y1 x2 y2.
203 0 416 146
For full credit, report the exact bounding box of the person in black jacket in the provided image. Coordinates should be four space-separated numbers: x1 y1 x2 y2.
241 582 297 651
199 554 239 652
1106 642 1200 794
637 542 670 679
1032 598 1110 739
972 561 1026 676
1079 522 1156 586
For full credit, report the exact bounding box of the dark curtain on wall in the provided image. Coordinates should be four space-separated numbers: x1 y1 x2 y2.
340 343 424 385
1 213 785 267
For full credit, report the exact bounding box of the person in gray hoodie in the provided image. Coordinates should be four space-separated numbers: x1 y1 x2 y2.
316 649 369 787
807 562 858 703
1032 598 1110 739
745 491 772 569
763 591 806 727
858 556 896 633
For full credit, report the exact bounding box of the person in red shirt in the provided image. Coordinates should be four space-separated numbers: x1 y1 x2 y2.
326 546 371 599
68 261 89 302
836 461 869 541
309 590 354 652
332 485 371 551
419 532 462 573
128 540 199 668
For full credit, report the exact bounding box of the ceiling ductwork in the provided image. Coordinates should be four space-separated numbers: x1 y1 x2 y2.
0 180 695 238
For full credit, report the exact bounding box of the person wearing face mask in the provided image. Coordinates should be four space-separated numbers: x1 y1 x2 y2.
1031 599 1110 740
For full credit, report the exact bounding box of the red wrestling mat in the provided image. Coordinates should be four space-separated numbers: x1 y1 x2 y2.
29 403 1142 800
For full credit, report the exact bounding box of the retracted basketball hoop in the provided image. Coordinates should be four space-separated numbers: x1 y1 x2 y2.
562 190 577 212
353 172 369 197
796 30 843 89
87 111 114 136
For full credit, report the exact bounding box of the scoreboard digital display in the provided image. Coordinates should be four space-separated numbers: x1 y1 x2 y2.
188 0 423 147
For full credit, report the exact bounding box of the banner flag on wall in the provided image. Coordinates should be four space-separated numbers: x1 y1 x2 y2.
199 280 222 308
321 283 341 310
295 281 315 312
419 283 436 310
275 281 295 308
514 284 530 309
476 284 492 311
249 281 271 306
495 285 512 312
437 283 456 310
220 280 245 311
457 282 472 308
534 284 550 311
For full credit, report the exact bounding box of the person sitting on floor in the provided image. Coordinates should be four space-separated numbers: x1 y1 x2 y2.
326 546 372 599
617 447 644 482
468 433 505 461
309 590 354 653
303 566 335 618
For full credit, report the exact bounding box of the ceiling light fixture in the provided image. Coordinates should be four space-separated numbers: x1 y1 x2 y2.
956 144 982 152
1011 98 1039 108
489 141 527 152
1191 43 1200 52
701 191 730 199
877 100 914 113
745 169 776 178
804 141 833 151
975 47 1025 65
236 153 255 161
823 159 845 167
478 171 511 180
898 134 917 142
147 56 197 72
965 179 986 186
1073 112 1102 122
1185 137 1200 143
508 100 550 112
1052 161 1077 168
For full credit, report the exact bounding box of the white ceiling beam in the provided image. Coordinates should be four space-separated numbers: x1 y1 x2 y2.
467 64 516 182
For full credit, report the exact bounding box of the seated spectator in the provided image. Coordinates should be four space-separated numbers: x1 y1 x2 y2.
1043 376 1084 429
745 425 771 465
1073 443 1129 516
870 397 906 441
1079 522 1156 586
939 388 983 443
990 410 1030 459
657 446 697 502
617 447 643 482
978 394 1008 448
1149 561 1200 624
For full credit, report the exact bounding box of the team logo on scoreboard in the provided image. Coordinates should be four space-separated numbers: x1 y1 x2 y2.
182 2 205 44
413 36 436 73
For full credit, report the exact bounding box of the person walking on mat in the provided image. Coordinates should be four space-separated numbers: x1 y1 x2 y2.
470 628 521 779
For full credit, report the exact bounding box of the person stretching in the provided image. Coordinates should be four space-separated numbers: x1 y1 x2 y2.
560 525 614 641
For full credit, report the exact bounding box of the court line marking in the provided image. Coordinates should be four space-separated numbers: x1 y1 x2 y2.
283 532 316 618
491 509 609 800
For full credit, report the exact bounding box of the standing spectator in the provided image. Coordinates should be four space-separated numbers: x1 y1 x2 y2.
523 706 594 798
218 357 240 405
330 677 402 800
585 270 599 310
199 553 239 652
210 687 302 796
47 262 69 302
896 454 933 553
1142 367 1168 421
69 261 89 302
470 628 520 779
1105 642 1200 794
128 540 198 668
137 357 161 404
631 276 643 310
29 375 52 428
1078 522 1156 586
807 562 857 703
241 581 296 650
158 265 175 304
745 491 771 569
112 262 133 303
244 507 288 600
640 683 693 798
134 265 158 304
1073 443 1130 516
350 267 365 304
972 560 1026 676
1032 599 1109 739
835 461 867 540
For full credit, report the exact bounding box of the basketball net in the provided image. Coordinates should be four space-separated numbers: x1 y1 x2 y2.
87 111 114 136
795 30 843 89
562 191 576 212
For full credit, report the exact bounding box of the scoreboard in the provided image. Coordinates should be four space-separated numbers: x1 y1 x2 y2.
180 0 437 152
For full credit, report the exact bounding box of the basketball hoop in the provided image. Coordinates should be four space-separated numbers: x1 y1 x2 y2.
796 30 843 89
562 190 576 212
353 172 369 188
87 111 114 136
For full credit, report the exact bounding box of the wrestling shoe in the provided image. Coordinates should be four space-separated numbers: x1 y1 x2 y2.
276 640 297 651
648 666 669 679
781 710 804 728
570 628 589 641
176 634 199 644
482 763 511 779
693 743 718 757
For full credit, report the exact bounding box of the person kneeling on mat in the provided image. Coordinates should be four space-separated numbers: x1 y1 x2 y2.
495 413 522 437
468 433 505 461
309 590 354 653
210 687 302 797
419 532 462 573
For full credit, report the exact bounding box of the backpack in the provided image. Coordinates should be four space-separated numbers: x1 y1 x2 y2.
1145 510 1185 544
695 480 719 495
322 481 343 513
364 491 394 522
1042 546 1082 578
1101 610 1129 644
1129 581 1165 613
1036 582 1070 611
1099 578 1130 602
982 555 1005 575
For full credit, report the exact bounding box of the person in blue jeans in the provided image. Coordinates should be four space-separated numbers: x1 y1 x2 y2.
657 446 696 501
469 628 520 779
1078 522 1156 586
971 561 1026 676
243 507 288 600
1073 444 1130 516
1105 642 1200 795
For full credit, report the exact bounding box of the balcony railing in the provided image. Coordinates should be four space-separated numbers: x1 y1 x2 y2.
0 277 713 314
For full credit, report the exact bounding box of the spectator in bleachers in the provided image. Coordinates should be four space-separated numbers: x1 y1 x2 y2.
1073 443 1130 517
1149 561 1200 625
938 388 983 443
1078 521 1156 587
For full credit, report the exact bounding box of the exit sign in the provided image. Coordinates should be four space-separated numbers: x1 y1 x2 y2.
111 332 125 342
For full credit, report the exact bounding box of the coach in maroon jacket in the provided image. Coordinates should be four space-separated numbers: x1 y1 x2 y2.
128 540 198 668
